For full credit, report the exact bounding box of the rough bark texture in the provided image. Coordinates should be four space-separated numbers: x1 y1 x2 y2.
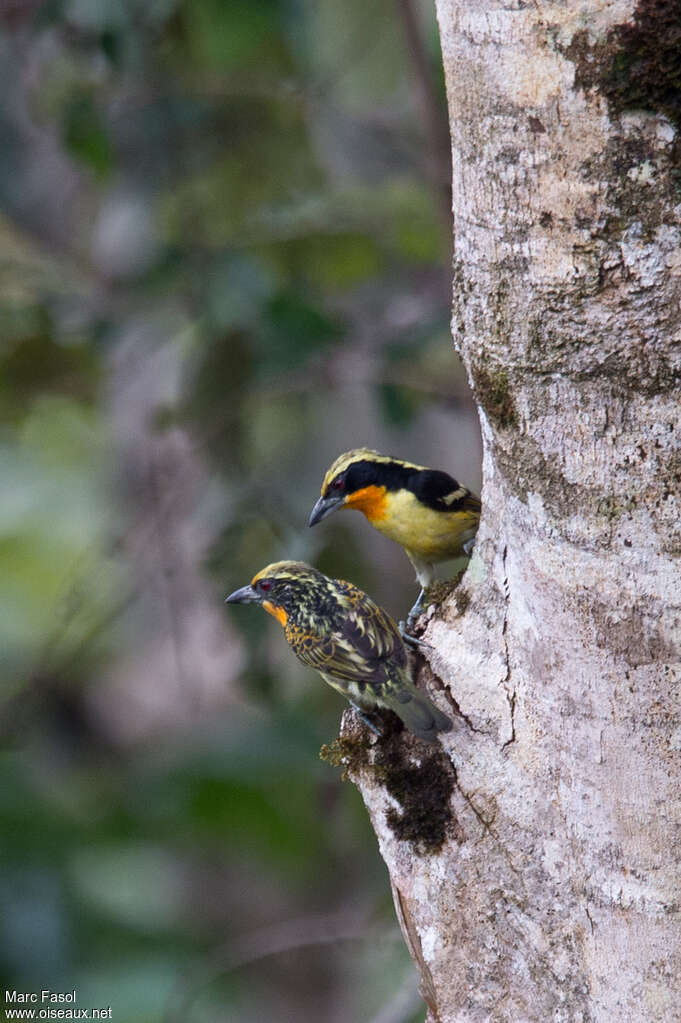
342 2 681 1020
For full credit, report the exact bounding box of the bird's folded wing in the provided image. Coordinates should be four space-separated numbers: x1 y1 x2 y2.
411 469 481 513
288 581 406 688
289 626 385 687
334 581 406 663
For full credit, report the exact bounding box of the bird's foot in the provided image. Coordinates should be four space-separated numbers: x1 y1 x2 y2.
350 702 383 736
398 620 433 650
398 589 433 648
405 588 425 628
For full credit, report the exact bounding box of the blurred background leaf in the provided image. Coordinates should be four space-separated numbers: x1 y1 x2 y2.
0 0 480 1019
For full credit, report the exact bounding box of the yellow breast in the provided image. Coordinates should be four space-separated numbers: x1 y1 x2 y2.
373 489 477 562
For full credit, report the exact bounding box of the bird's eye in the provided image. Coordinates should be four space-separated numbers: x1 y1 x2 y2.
332 477 343 490
259 579 271 592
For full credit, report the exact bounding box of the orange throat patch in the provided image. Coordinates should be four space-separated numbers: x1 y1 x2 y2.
263 600 288 627
344 485 387 522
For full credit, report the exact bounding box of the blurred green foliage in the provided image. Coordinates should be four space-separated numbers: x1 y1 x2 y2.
0 0 479 1019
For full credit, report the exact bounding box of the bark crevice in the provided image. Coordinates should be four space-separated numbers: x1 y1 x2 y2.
500 543 516 750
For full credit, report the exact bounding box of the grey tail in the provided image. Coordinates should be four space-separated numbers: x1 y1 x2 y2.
382 684 453 744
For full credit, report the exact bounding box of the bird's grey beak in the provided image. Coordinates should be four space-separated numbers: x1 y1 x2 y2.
225 583 260 604
308 494 344 527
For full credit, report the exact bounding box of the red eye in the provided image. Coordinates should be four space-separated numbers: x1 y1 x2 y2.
260 580 271 592
332 478 343 490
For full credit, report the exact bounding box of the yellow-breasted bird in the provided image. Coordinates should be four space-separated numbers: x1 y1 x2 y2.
225 560 452 744
308 448 481 622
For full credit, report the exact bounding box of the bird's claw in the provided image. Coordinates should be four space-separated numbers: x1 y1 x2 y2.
350 703 383 736
398 587 433 648
398 620 433 650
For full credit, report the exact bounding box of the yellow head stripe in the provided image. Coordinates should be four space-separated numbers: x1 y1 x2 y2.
250 560 310 586
320 449 427 494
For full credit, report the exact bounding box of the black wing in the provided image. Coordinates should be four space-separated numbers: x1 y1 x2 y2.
410 469 481 513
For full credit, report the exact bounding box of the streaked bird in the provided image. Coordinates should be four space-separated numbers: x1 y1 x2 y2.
226 560 452 744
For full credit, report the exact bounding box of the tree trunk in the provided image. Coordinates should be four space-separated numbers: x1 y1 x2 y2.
343 3 681 1019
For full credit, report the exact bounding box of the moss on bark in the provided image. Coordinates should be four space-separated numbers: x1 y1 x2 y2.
563 2 681 129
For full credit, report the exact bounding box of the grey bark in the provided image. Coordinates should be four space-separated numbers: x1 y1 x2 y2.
343 3 681 1020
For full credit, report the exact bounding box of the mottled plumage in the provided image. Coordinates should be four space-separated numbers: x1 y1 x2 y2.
226 561 452 743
